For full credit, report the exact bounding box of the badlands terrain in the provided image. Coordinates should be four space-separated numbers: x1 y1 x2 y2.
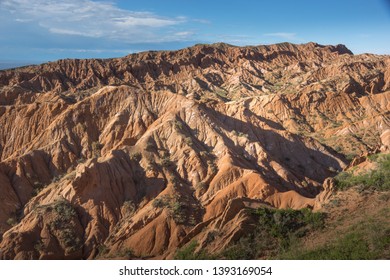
0 42 389 259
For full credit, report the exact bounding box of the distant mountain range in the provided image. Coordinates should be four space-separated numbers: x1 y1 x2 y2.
0 61 41 70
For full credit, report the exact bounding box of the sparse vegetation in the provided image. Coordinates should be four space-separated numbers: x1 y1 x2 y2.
75 122 87 132
345 153 357 161
91 141 103 158
173 120 183 130
152 195 171 208
207 159 218 174
214 89 229 101
174 241 214 260
170 201 186 224
97 244 109 257
76 156 86 164
47 199 82 253
31 181 46 196
184 137 193 146
169 176 179 186
121 200 136 217
6 217 18 227
145 142 155 150
51 175 63 183
199 151 209 157
129 152 142 161
34 240 44 253
118 248 135 259
152 195 188 224
161 154 173 168
145 163 155 172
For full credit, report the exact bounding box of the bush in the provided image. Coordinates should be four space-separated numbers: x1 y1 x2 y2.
220 237 258 259
53 200 77 220
208 160 218 174
173 120 183 130
169 176 179 186
334 154 390 191
122 200 136 217
152 195 188 224
145 142 155 150
161 155 172 168
48 200 81 252
184 137 193 146
171 201 186 224
6 217 17 227
152 197 168 208
130 152 142 161
118 248 135 259
174 241 213 260
220 207 326 259
91 141 103 158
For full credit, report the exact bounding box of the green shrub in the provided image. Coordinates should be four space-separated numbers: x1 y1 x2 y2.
122 200 136 217
130 152 142 161
161 155 172 168
152 197 168 208
334 154 390 191
207 160 218 174
184 137 193 146
118 248 135 259
174 241 213 260
51 175 63 183
220 207 326 258
145 142 155 150
91 141 103 158
171 201 186 224
220 237 258 259
6 217 17 227
53 200 77 220
49 200 82 252
152 195 188 224
34 240 44 252
173 120 183 130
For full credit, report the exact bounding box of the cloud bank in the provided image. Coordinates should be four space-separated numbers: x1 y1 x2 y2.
0 0 190 43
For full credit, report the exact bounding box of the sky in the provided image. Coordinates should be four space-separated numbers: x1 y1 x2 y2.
0 0 389 65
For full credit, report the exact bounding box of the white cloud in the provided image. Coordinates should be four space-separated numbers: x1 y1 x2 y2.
43 48 139 54
0 0 186 43
47 27 102 37
263 32 297 40
174 31 194 37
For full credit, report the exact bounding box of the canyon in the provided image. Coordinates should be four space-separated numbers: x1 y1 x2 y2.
0 42 389 259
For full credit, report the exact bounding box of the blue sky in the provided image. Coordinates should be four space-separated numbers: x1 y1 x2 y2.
0 0 389 64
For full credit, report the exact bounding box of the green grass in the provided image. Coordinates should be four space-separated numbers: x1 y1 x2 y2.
334 153 390 191
281 219 390 259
